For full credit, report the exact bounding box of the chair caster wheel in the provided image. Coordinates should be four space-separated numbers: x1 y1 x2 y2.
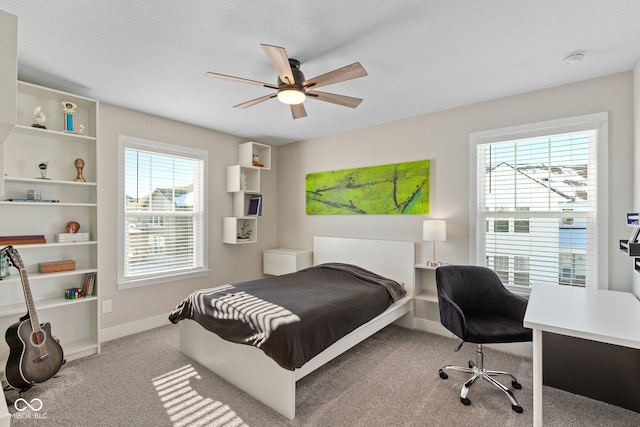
439 369 448 380
460 397 471 406
512 380 522 390
512 404 523 413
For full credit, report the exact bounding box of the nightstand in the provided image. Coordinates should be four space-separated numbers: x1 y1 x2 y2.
263 248 312 276
414 262 450 336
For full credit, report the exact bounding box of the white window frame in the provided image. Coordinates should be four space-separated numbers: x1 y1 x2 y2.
469 112 609 293
117 135 208 289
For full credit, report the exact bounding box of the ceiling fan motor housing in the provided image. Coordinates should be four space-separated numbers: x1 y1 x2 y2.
277 59 306 92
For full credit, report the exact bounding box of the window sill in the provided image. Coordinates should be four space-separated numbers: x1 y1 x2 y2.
118 268 209 290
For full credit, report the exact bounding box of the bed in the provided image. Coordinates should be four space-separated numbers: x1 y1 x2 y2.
172 236 415 419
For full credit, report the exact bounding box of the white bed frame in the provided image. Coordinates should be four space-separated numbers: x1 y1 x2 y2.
179 236 415 419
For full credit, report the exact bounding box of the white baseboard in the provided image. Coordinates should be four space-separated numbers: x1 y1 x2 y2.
414 317 456 338
100 313 171 343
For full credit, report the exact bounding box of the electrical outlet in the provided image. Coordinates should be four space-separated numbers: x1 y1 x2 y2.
102 299 112 313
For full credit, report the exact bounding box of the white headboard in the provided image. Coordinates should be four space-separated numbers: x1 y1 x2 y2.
313 236 416 298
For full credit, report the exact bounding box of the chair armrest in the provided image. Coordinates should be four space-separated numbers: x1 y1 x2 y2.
438 293 467 339
500 291 529 322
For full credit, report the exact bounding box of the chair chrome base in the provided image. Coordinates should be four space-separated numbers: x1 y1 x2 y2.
438 343 524 413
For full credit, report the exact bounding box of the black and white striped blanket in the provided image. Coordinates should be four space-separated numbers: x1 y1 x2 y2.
170 284 300 347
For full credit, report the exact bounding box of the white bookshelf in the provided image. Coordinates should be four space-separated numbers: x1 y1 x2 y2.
0 12 15 423
223 142 270 244
0 79 100 369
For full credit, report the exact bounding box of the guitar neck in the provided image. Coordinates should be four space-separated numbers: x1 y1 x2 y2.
19 268 41 332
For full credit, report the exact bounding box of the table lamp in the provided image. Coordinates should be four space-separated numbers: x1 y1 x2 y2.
423 220 446 267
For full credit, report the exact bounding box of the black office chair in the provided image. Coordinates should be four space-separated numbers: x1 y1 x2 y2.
435 265 532 413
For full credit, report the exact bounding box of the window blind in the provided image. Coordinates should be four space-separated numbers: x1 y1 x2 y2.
476 129 598 288
119 137 207 287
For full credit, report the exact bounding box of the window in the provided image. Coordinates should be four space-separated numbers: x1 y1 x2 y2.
118 135 208 288
559 252 586 286
494 255 510 283
494 219 509 233
514 207 530 233
514 220 530 233
513 256 530 286
470 113 608 291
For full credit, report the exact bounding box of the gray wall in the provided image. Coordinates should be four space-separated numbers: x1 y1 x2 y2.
96 70 635 338
277 72 634 292
97 103 278 334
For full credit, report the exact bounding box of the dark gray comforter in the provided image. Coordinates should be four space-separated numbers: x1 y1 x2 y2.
168 263 406 370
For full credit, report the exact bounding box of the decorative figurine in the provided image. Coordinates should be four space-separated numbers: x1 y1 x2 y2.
62 100 77 133
74 158 86 182
252 153 264 167
32 106 47 129
38 161 49 179
66 221 80 233
78 124 85 135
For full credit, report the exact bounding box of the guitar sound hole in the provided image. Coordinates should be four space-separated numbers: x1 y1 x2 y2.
31 330 46 346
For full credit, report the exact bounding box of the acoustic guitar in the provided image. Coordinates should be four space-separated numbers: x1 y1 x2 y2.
2 245 64 390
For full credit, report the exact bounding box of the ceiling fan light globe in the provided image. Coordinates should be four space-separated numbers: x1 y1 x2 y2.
277 88 306 105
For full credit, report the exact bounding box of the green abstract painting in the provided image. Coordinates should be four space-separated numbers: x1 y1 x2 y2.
306 160 430 215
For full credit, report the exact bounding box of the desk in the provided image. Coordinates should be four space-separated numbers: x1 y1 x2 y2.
524 283 640 427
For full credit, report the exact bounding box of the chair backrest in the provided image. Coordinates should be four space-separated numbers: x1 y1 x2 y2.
435 265 511 315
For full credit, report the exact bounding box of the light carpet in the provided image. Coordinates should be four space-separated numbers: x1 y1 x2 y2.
4 324 640 426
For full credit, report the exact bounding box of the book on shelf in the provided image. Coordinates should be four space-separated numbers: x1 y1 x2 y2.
83 272 96 297
247 195 262 216
0 239 46 245
0 234 45 240
5 198 60 203
240 173 248 191
0 234 46 245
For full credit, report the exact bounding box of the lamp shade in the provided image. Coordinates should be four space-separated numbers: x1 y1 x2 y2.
423 220 446 242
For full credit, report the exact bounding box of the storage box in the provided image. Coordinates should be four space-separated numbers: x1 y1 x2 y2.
39 260 76 273
56 232 90 243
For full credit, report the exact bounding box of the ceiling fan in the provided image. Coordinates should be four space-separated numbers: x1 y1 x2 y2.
206 44 368 119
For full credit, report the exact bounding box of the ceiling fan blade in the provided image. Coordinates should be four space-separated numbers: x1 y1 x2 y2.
307 90 363 109
233 93 277 109
291 103 307 119
206 72 278 90
261 44 295 85
303 62 367 90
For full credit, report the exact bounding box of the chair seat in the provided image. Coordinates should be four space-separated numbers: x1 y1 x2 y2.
464 313 533 344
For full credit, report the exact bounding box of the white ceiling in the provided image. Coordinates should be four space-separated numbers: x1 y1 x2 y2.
2 1 640 146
